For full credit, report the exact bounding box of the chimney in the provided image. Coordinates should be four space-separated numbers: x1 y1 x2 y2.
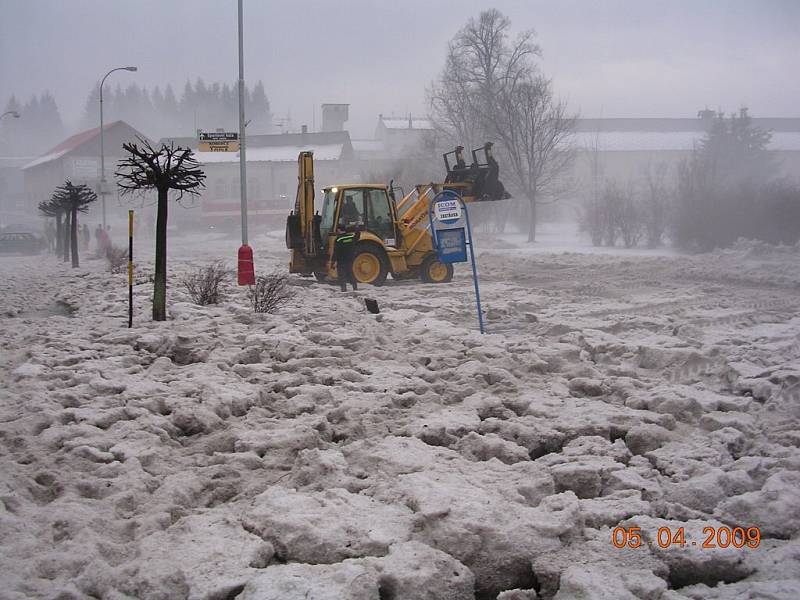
321 104 349 132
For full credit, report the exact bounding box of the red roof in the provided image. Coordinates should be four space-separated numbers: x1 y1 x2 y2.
23 121 146 171
40 120 121 157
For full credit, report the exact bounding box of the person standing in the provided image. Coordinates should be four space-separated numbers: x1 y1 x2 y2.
45 220 56 253
102 225 112 254
94 224 104 255
82 224 90 251
332 226 360 292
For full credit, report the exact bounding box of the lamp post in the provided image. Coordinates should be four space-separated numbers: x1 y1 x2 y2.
99 66 137 228
0 110 20 120
236 0 255 285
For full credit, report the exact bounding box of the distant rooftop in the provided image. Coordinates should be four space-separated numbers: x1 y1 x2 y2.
574 130 800 152
22 121 147 170
575 117 800 133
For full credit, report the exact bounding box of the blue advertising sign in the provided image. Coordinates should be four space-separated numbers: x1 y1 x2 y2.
428 190 485 334
436 228 467 263
431 193 468 264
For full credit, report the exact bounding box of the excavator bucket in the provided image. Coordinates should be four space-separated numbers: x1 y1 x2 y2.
443 142 511 201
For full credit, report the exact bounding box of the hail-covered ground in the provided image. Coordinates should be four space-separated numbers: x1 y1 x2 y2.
1 226 799 600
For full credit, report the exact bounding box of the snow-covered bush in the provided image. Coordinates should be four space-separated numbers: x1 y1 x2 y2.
248 271 294 313
181 261 230 305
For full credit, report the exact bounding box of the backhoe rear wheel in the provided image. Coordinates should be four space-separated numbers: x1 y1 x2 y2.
420 254 453 283
351 245 389 286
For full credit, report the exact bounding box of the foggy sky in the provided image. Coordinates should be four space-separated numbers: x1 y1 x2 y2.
1 0 799 139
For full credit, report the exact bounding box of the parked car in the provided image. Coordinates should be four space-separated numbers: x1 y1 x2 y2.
0 232 45 255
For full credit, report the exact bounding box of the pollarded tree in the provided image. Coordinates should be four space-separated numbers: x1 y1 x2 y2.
38 198 66 256
115 137 205 321
41 191 73 263
51 181 97 267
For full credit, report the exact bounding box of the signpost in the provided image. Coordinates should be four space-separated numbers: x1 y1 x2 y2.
198 132 240 153
429 190 485 334
128 210 134 328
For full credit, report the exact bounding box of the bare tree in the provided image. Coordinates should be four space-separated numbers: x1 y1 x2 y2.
616 182 644 248
492 75 576 241
641 162 671 248
599 181 623 246
578 132 606 246
429 9 575 242
115 137 205 321
428 9 539 151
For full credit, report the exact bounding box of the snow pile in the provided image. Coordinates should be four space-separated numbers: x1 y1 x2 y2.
1 233 799 599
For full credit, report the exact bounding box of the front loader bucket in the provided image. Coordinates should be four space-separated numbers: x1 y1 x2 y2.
443 142 511 201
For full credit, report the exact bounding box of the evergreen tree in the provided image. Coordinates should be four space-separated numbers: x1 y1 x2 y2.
81 84 101 132
249 81 272 133
674 108 778 250
74 78 272 139
162 85 179 118
0 95 22 147
39 92 64 141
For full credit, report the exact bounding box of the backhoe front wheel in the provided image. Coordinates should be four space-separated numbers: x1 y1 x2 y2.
351 245 389 286
420 254 453 283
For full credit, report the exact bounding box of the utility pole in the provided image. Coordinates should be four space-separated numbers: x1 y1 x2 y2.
236 0 255 284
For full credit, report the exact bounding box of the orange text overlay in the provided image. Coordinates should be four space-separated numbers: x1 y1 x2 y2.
612 526 761 550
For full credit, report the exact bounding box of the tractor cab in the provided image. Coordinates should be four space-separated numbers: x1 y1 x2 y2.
320 184 398 251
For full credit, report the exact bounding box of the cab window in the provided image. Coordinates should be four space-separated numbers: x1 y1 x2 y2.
320 189 338 239
339 189 364 228
365 189 393 241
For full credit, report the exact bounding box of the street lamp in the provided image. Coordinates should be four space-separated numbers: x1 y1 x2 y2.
99 66 137 228
0 110 20 120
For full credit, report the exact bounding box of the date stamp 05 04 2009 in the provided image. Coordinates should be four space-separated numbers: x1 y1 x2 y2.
612 526 762 550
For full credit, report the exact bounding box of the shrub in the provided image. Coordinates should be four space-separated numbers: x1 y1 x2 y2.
106 245 128 273
182 261 230 305
578 196 605 246
248 271 294 313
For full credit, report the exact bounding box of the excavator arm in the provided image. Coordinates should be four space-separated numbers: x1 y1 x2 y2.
286 151 322 273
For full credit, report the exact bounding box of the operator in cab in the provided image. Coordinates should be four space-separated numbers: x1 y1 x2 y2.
340 197 361 226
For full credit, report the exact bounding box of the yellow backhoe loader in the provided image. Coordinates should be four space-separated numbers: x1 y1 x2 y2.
285 143 510 285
